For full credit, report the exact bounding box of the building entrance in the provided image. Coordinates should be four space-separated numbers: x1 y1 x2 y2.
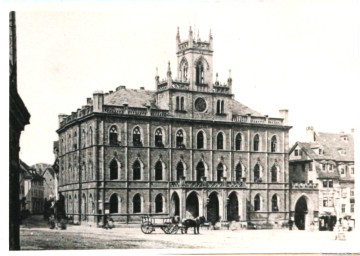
227 192 239 221
295 196 308 230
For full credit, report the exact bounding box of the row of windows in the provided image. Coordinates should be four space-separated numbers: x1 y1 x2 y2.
254 194 280 212
108 125 279 152
108 159 281 183
61 127 93 153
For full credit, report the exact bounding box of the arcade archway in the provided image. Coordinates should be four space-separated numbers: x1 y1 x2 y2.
171 192 180 216
186 192 199 218
227 192 239 221
207 192 219 225
295 196 308 230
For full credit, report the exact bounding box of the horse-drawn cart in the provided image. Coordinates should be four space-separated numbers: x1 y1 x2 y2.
141 216 179 234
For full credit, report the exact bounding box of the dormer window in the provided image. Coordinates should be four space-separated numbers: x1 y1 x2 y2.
319 149 322 155
342 136 349 141
294 149 299 156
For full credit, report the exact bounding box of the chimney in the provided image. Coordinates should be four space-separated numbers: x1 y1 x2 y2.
140 87 145 90
279 109 289 125
351 128 354 135
306 126 315 142
58 114 68 127
86 97 92 105
92 90 104 112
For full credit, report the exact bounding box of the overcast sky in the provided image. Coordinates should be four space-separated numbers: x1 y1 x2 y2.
10 0 360 165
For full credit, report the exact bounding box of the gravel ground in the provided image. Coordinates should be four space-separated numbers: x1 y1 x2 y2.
19 216 359 252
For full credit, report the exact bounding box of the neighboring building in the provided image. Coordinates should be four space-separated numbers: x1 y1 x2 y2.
42 167 56 200
9 11 30 250
289 127 355 230
19 160 45 214
32 163 52 176
55 27 292 227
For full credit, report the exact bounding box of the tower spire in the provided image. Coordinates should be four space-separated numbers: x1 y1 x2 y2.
189 26 193 47
167 61 172 77
176 27 180 43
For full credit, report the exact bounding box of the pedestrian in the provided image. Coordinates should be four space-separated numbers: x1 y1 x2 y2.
288 219 293 231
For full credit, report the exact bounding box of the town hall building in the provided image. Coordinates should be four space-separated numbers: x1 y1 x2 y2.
55 27 297 228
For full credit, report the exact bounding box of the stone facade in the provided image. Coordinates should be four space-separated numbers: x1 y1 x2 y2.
55 27 291 227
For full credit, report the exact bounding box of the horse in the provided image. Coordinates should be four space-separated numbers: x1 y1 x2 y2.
181 216 206 234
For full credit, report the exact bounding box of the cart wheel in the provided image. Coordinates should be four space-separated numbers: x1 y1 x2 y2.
141 222 153 234
163 224 173 234
171 225 179 234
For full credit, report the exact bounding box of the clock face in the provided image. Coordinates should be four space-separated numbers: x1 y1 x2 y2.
195 97 207 112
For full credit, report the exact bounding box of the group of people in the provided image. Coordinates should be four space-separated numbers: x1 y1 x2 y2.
43 193 67 230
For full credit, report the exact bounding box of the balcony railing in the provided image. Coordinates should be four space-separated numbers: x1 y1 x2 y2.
232 115 284 125
104 105 124 114
291 182 318 189
170 180 244 189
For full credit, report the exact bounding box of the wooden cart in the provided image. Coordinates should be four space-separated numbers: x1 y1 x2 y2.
141 216 179 234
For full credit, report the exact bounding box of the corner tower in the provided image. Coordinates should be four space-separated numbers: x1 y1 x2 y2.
176 27 214 91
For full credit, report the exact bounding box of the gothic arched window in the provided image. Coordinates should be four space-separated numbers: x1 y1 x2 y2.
217 132 224 150
133 126 142 147
176 162 184 181
271 136 277 153
155 194 163 213
110 194 119 213
272 194 279 212
236 163 242 182
109 126 118 146
133 194 141 213
176 130 185 148
155 128 163 147
271 165 278 183
155 161 163 181
133 160 141 180
254 164 260 182
110 159 118 180
235 133 242 151
197 131 204 149
196 62 205 84
254 134 260 152
88 127 93 146
217 163 224 181
254 194 261 211
81 129 86 148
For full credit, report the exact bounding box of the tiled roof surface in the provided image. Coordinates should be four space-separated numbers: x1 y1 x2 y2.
104 88 262 116
315 132 354 162
20 159 44 180
296 132 354 162
315 166 340 179
104 89 158 108
231 99 262 116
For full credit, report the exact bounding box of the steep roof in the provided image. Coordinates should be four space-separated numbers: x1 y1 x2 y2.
231 99 262 116
42 167 56 178
31 163 52 176
104 88 158 108
294 132 354 162
315 132 354 162
20 160 44 180
104 88 262 116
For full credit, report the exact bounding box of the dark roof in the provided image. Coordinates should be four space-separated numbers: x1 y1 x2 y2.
31 163 53 176
231 99 262 116
42 167 56 178
104 88 262 116
20 159 44 180
104 88 157 108
316 165 340 179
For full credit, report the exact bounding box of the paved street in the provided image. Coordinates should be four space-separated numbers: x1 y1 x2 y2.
20 216 359 252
